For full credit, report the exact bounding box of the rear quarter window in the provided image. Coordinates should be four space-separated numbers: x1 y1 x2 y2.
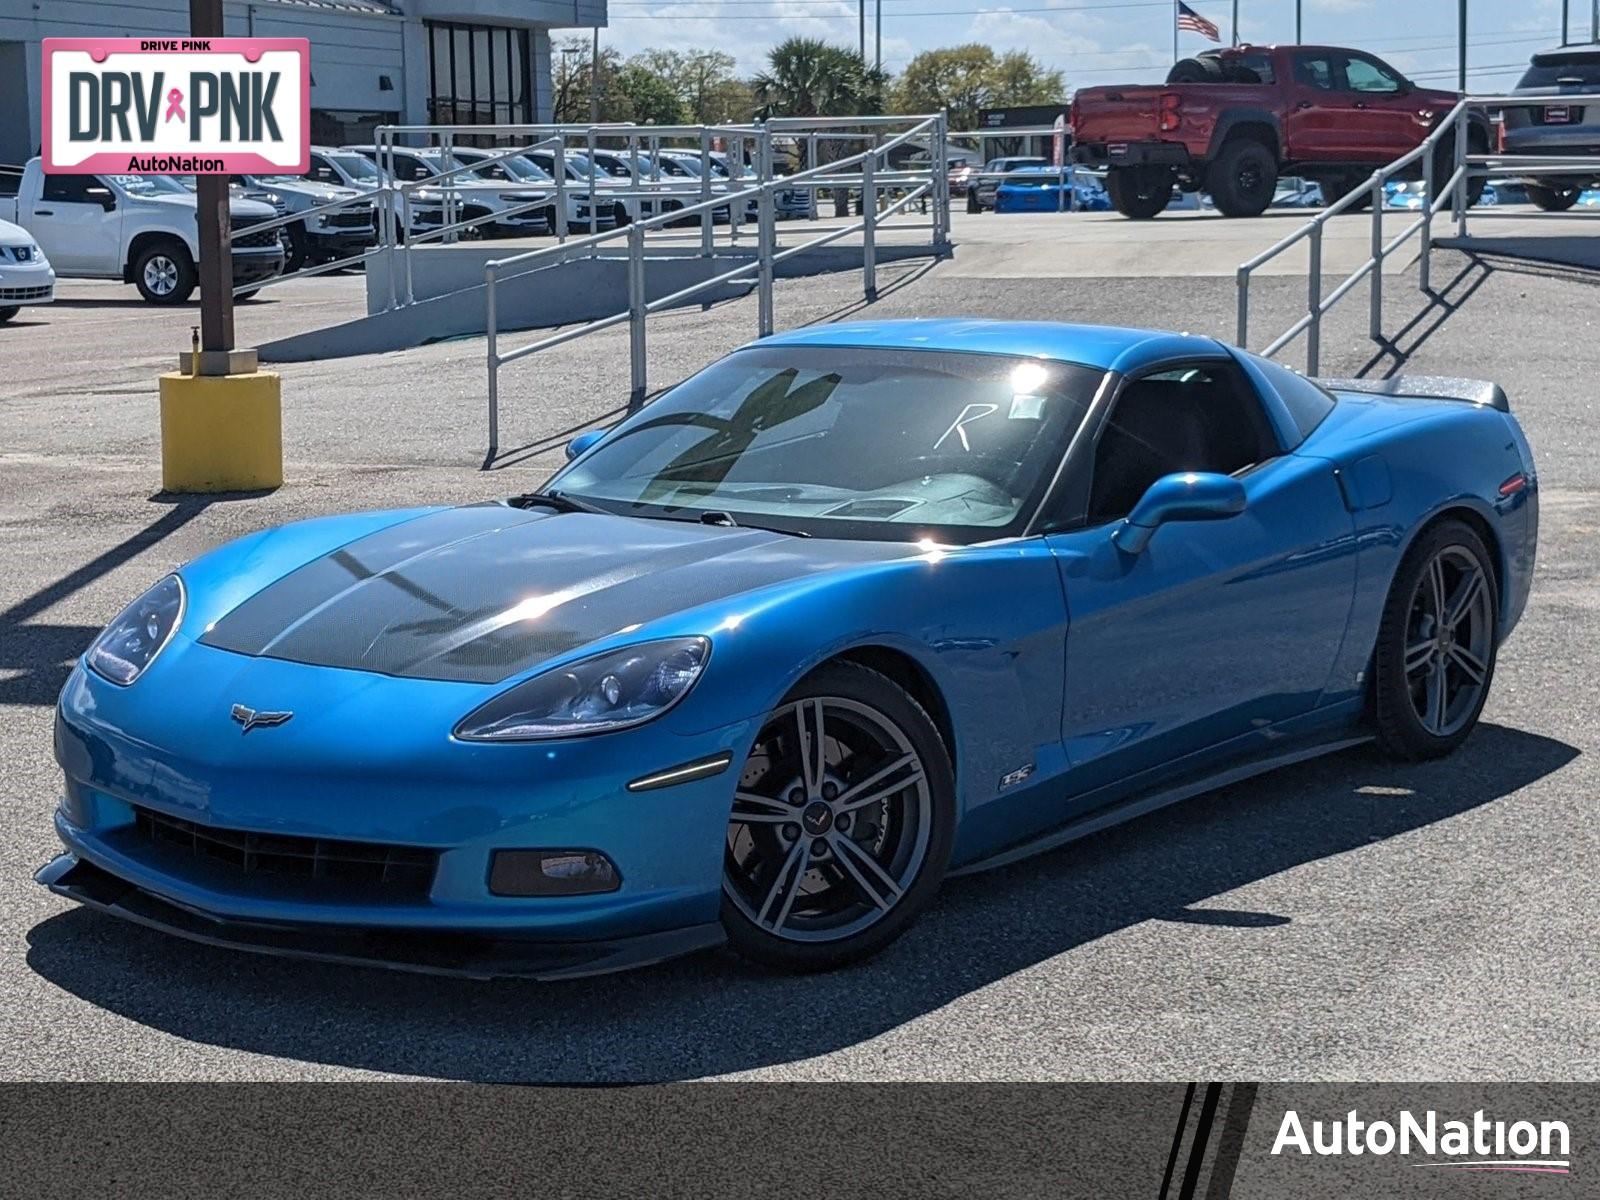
1247 355 1337 440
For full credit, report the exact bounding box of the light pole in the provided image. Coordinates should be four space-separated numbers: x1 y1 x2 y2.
1295 0 1302 44
875 0 882 75
1458 0 1467 93
1232 0 1239 46
590 27 600 124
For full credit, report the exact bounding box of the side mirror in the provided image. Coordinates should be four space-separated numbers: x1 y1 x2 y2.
1112 471 1246 555
566 428 608 461
86 186 115 211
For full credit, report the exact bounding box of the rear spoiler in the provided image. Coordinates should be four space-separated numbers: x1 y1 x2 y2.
1315 374 1509 413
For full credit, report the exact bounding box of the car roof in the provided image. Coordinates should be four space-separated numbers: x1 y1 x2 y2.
1532 44 1600 60
756 319 1228 374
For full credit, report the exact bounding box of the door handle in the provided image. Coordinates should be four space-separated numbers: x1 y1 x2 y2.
33 209 53 216
1354 101 1369 109
1296 100 1313 109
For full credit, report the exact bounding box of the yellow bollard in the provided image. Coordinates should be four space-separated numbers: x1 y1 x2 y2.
159 364 283 493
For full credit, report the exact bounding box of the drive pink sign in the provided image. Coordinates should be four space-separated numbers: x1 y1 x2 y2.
42 37 309 175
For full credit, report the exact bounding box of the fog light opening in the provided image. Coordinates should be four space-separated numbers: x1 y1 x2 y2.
489 849 621 897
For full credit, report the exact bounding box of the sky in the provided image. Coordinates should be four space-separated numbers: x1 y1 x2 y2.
599 0 1584 90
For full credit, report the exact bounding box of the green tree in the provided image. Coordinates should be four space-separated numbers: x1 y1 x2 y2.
892 44 1064 129
614 62 687 125
631 49 755 123
752 37 885 120
552 36 627 123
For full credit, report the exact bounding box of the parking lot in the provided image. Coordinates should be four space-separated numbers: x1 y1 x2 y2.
3 206 1598 1081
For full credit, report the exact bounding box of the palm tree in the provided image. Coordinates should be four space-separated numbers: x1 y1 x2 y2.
753 37 885 124
754 38 886 212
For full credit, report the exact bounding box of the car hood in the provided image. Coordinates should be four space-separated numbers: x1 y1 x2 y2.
197 502 912 685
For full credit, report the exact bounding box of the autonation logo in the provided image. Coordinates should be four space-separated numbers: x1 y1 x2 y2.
1272 1109 1571 1175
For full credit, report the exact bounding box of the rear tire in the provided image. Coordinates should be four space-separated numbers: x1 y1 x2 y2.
1106 166 1172 218
1372 519 1498 761
1527 182 1582 212
1207 138 1277 217
721 661 955 972
284 222 308 273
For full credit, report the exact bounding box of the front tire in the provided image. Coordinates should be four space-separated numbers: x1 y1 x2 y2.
1207 138 1277 217
1372 519 1498 760
721 661 955 971
133 240 197 304
1527 182 1582 212
0 305 18 323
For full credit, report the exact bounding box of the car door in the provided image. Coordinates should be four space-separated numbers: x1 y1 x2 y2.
1043 358 1357 798
1337 52 1430 161
29 173 121 274
1282 50 1346 162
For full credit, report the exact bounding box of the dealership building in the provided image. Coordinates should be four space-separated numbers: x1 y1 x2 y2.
0 0 606 163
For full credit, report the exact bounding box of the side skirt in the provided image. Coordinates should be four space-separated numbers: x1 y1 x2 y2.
949 733 1372 877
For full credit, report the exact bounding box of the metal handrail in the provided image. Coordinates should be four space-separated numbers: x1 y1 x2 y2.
482 114 949 459
1239 93 1600 372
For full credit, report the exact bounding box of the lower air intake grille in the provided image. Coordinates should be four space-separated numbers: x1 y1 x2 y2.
132 805 437 896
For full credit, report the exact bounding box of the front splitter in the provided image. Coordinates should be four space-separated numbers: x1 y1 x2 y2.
35 854 725 982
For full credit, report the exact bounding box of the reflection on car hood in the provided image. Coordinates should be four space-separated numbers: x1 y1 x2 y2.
198 502 912 684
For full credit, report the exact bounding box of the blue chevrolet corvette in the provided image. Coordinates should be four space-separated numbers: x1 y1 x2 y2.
39 320 1538 978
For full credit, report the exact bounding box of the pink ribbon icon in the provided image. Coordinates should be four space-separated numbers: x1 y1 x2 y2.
164 88 185 123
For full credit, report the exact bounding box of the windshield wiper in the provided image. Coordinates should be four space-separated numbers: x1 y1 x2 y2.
508 489 610 515
696 510 811 538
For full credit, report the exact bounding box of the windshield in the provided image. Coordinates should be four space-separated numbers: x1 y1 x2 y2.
462 152 553 183
550 345 1103 542
328 153 382 183
107 174 193 197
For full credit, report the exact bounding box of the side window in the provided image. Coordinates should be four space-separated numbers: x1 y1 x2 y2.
41 173 95 202
1086 365 1280 524
308 156 337 183
392 154 432 181
1342 55 1402 94
1292 54 1336 91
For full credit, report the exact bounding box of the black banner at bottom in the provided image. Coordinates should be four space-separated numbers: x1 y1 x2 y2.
0 1083 1589 1197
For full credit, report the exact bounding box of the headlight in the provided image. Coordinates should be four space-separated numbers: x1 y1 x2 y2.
86 575 185 685
455 637 709 741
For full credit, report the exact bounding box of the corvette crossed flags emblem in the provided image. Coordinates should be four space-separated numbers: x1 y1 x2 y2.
230 704 293 733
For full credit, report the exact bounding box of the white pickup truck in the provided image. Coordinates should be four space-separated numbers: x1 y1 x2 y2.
0 159 286 304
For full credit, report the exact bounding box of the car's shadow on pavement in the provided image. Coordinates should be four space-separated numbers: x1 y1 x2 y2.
24 722 1577 1081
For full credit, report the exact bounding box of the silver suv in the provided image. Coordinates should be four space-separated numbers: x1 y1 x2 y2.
1500 45 1600 210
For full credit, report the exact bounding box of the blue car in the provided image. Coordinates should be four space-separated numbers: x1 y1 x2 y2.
38 321 1538 978
995 166 1111 213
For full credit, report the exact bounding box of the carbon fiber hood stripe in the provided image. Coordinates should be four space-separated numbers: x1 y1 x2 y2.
198 503 907 683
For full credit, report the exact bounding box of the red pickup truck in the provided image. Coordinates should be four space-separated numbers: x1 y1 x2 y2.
1070 45 1489 218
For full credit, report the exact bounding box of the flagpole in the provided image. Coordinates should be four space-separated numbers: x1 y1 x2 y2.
1173 0 1179 63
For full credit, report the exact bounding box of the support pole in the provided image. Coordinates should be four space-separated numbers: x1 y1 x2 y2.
590 27 600 123
191 0 232 357
1458 0 1468 94
627 222 647 411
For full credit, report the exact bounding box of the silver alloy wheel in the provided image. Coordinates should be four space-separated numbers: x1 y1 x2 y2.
724 696 933 943
143 255 180 296
1405 546 1494 737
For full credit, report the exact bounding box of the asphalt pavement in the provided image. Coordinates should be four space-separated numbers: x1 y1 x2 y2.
1 216 1596 1080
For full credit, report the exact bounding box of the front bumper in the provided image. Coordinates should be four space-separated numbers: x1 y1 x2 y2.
37 853 723 980
0 260 56 306
232 249 285 286
45 650 753 974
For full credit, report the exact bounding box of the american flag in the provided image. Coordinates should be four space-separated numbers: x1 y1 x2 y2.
1177 1 1221 42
